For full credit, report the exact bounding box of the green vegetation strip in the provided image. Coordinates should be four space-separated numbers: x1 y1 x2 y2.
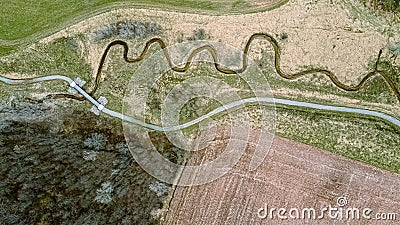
0 0 288 56
275 105 400 173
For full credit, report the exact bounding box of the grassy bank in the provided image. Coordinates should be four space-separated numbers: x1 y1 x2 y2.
0 0 288 56
275 105 400 173
257 50 400 117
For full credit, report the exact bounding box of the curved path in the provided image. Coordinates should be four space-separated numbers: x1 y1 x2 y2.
49 33 400 103
0 1 287 47
1 75 399 130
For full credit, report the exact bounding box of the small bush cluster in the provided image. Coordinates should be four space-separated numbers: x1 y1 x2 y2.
115 142 129 155
389 42 400 56
84 133 106 150
149 181 169 197
370 0 400 12
279 32 289 40
91 21 162 41
83 150 98 161
187 28 209 41
95 182 113 204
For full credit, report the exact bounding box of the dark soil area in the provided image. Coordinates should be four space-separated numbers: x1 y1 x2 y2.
361 0 400 12
0 98 167 225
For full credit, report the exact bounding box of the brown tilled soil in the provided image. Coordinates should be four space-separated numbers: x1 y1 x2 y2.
164 131 400 224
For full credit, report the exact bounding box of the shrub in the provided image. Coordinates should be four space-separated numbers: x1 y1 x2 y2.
115 142 129 155
91 21 162 41
389 42 400 55
91 24 118 42
280 32 289 40
187 28 208 41
83 150 98 161
95 181 113 204
149 181 169 197
84 133 106 150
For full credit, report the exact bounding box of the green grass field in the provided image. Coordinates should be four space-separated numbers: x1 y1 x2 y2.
0 0 212 41
0 0 288 56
